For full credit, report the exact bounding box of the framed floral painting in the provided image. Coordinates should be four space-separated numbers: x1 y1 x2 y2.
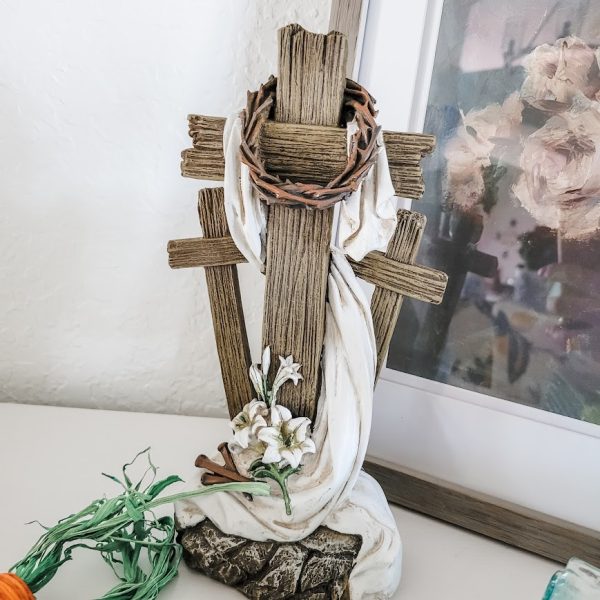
358 0 600 534
386 0 600 425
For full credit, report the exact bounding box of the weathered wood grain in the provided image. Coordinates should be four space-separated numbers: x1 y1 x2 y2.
257 121 347 186
197 187 252 418
261 25 347 420
188 114 225 150
181 116 435 199
181 148 224 181
166 233 443 305
370 210 425 378
262 206 334 421
382 131 435 198
364 459 600 566
183 115 226 180
167 236 245 269
275 24 347 127
329 0 366 77
349 250 447 305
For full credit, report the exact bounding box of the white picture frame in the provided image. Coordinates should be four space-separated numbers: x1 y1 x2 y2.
357 0 600 532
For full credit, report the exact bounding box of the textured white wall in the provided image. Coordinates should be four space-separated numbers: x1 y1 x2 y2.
0 0 330 416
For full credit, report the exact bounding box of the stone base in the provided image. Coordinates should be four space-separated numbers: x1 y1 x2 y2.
179 520 362 599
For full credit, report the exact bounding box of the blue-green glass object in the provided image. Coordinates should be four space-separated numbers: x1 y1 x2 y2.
543 558 600 599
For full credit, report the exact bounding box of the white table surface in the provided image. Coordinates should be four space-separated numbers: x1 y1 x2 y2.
0 403 559 599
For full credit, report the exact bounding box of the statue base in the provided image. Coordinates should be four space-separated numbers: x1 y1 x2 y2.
179 519 362 599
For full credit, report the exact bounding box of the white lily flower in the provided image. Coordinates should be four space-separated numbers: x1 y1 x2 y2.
230 399 268 449
271 355 303 401
261 346 271 377
278 355 303 384
258 405 316 469
249 364 266 402
270 403 293 425
248 347 274 403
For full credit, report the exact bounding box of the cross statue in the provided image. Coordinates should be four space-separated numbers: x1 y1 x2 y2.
167 24 448 422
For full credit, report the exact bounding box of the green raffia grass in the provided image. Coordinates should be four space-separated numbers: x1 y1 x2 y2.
10 448 270 599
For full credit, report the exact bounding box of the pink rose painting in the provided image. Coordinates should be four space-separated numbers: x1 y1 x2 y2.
389 0 600 426
445 92 522 211
513 105 600 238
520 37 600 112
447 36 600 240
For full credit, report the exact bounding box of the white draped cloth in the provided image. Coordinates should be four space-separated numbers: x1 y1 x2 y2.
176 114 401 599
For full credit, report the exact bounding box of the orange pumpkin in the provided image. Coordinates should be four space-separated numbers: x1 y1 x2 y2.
0 573 35 600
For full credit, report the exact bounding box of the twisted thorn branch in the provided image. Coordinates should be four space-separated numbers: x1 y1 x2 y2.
239 76 381 209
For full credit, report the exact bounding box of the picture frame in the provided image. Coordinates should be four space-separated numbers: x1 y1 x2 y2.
330 0 600 563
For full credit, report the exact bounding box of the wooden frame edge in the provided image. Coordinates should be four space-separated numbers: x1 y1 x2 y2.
364 458 600 565
329 0 369 78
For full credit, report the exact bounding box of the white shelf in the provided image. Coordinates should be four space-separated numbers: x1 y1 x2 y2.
0 403 558 599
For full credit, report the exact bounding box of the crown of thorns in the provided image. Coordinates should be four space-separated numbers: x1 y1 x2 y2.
239 76 381 209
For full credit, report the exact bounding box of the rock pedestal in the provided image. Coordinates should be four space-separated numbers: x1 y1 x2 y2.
179 520 362 599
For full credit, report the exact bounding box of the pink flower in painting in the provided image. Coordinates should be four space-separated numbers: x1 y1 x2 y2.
521 37 600 112
445 93 523 210
461 92 523 155
513 106 600 239
445 135 487 211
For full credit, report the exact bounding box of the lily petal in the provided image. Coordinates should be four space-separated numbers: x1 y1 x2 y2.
249 365 264 398
248 399 268 419
288 372 303 385
301 438 316 454
271 404 292 425
233 427 251 449
262 346 271 377
288 417 310 441
280 448 296 468
262 444 282 464
281 447 304 468
258 426 281 446
250 415 268 434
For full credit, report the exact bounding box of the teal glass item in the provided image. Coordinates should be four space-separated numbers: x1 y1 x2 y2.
543 558 600 599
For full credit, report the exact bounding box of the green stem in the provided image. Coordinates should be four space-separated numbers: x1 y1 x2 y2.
280 479 292 516
148 481 271 508
250 463 298 516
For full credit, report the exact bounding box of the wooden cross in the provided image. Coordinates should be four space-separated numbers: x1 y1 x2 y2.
167 25 448 420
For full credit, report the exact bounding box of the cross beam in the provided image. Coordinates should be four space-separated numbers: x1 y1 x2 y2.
167 236 245 269
348 253 446 305
168 231 446 306
182 116 435 200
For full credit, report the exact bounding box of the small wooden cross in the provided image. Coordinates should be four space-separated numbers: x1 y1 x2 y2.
168 25 448 420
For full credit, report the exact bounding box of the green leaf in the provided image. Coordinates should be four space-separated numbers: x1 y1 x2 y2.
123 498 144 523
249 458 265 472
146 475 183 500
250 468 272 480
102 473 125 488
11 450 271 599
121 447 152 489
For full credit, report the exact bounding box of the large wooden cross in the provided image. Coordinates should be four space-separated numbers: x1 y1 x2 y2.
168 25 448 421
